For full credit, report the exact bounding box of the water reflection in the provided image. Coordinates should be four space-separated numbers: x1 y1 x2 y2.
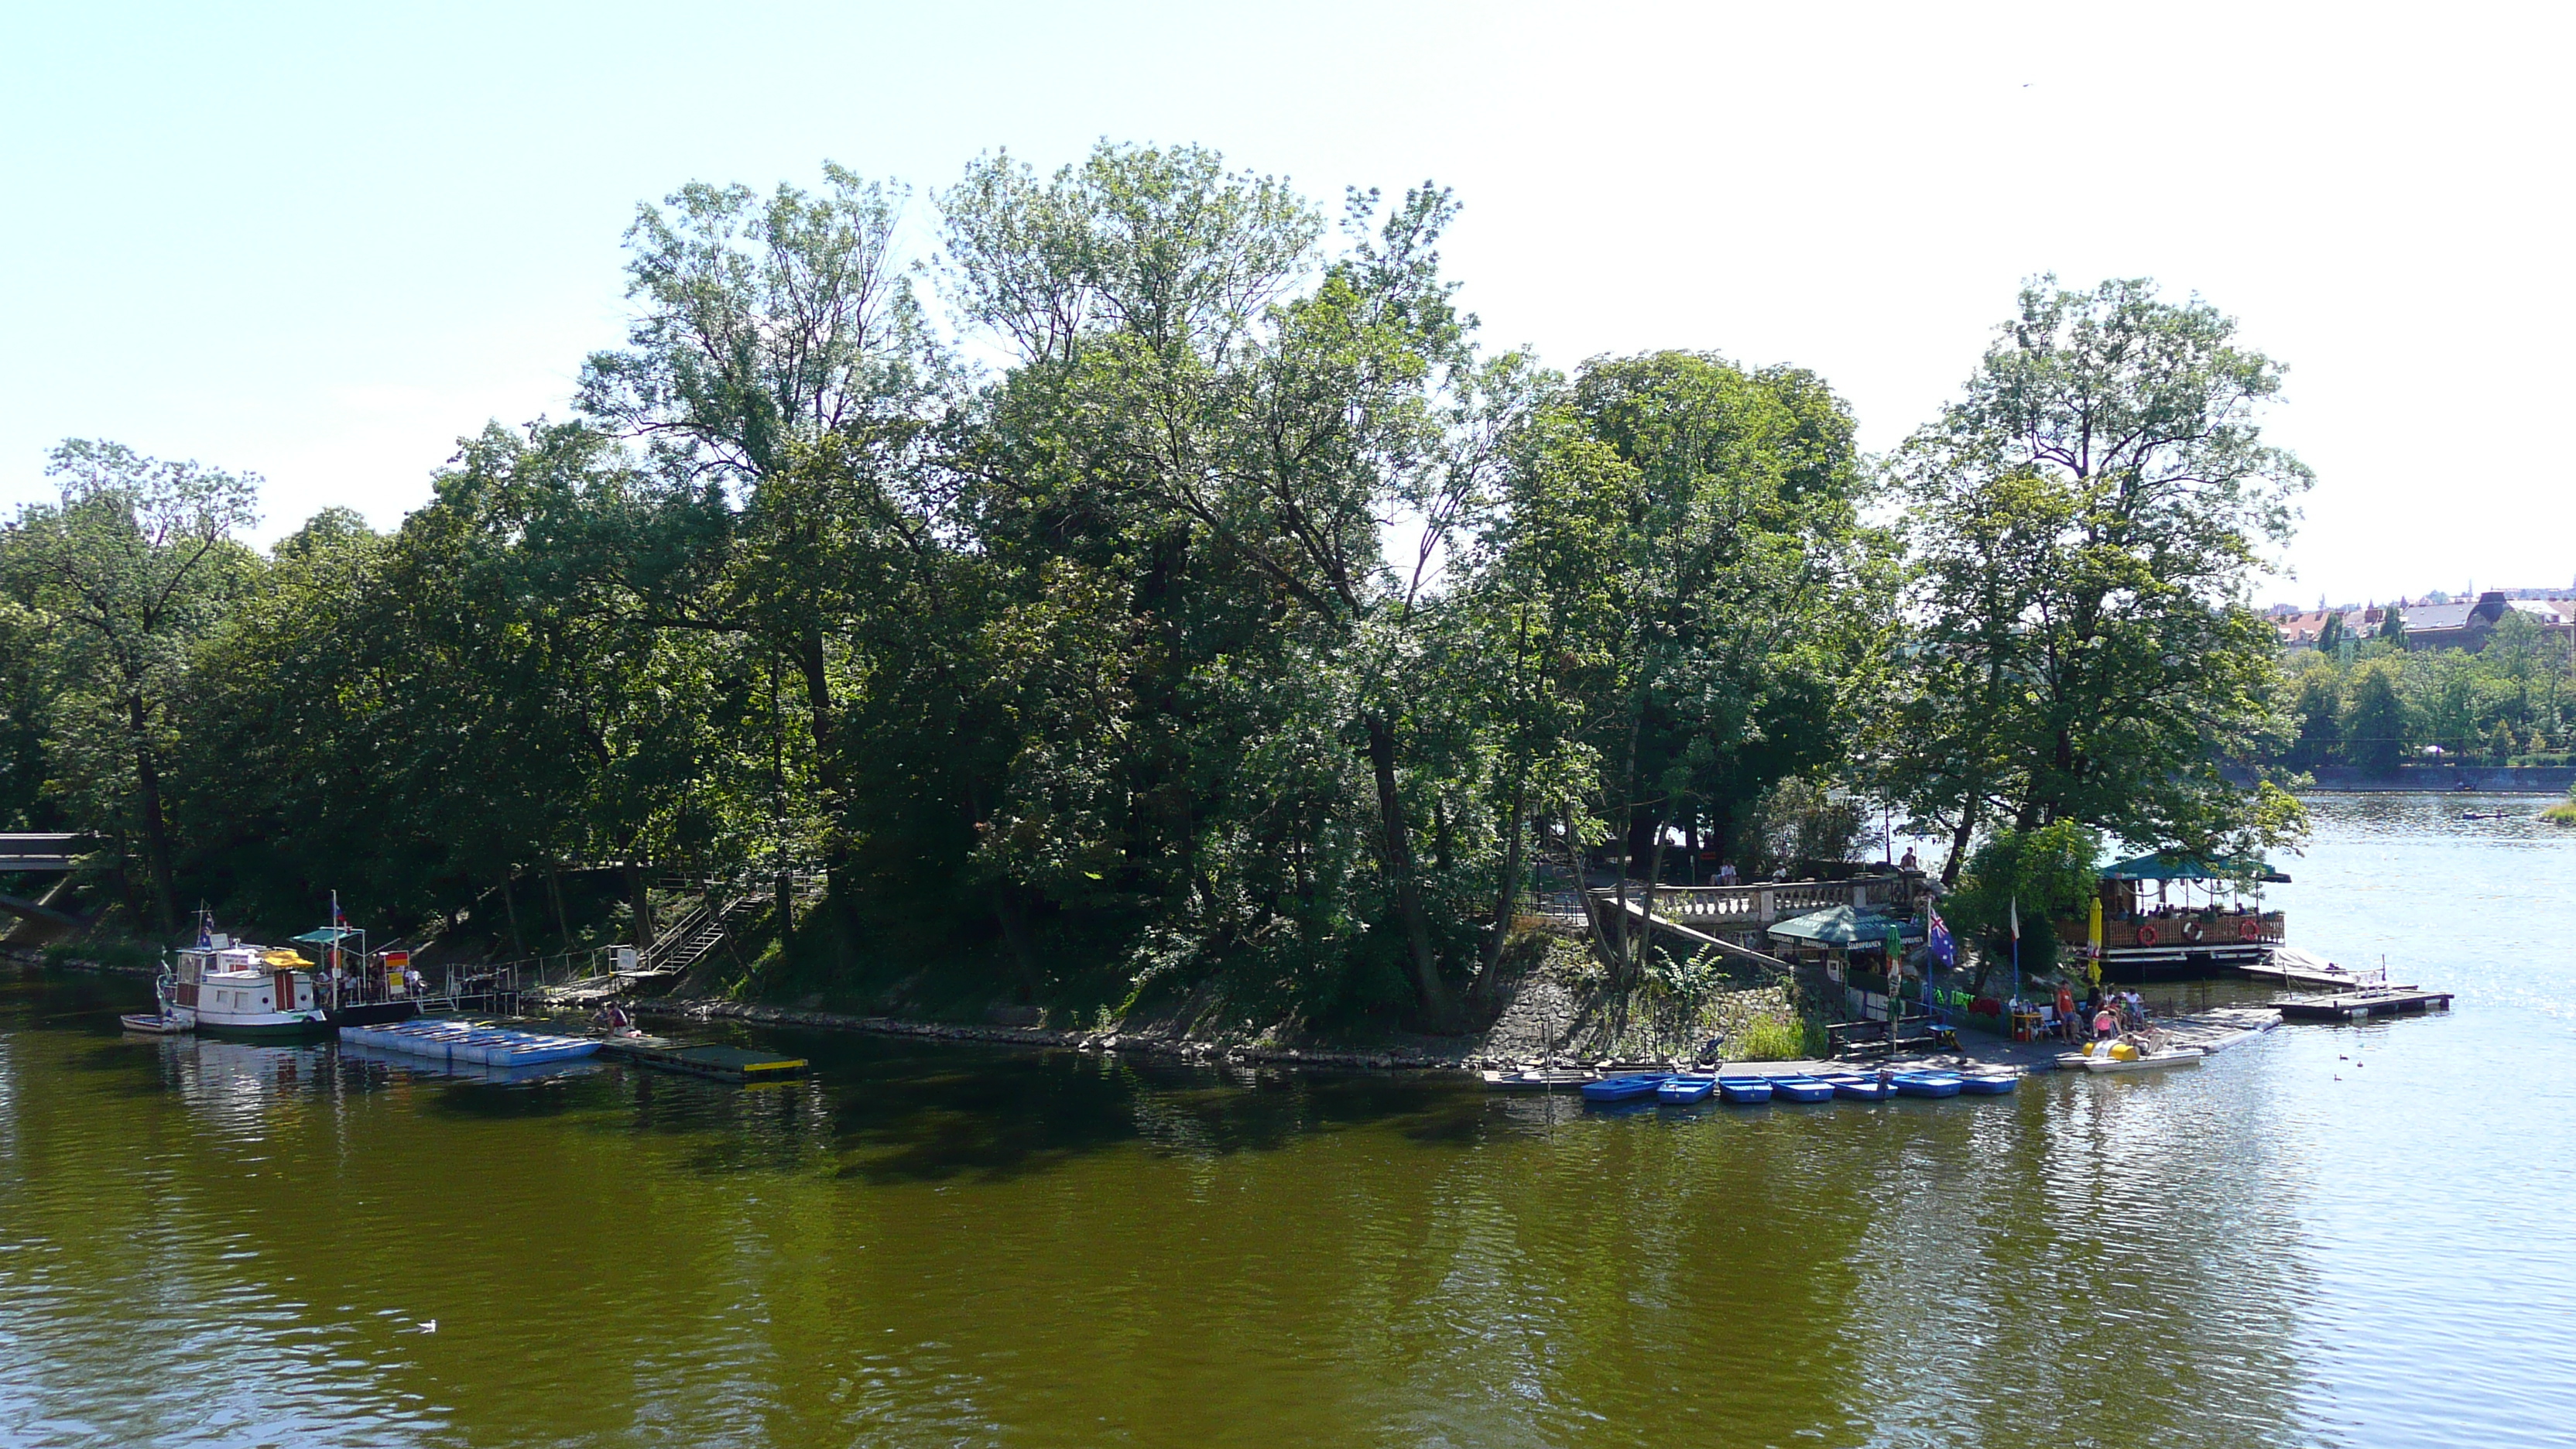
1 792 2571 1445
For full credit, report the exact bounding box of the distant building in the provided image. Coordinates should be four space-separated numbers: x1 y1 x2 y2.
2399 591 2576 653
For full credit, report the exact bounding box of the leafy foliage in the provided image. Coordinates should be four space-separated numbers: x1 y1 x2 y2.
0 159 2324 1035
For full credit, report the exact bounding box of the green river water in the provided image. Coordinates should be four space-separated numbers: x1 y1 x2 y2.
4 793 2573 1447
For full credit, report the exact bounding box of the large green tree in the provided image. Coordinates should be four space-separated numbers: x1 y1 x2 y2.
1883 278 2313 875
4 441 259 928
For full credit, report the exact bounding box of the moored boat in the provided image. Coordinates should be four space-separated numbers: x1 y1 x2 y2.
1819 1073 1893 1101
1766 1074 1836 1103
1716 1077 1774 1104
161 933 331 1040
1958 1070 2020 1094
1482 1067 1599 1091
2057 1045 2204 1074
1578 1074 1669 1103
1890 1070 1962 1098
118 1012 187 1035
1656 1074 1716 1104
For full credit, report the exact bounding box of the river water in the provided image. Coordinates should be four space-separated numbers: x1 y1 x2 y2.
2 794 2571 1447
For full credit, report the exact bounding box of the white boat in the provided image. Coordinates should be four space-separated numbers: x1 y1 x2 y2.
163 935 331 1040
1482 1067 1601 1091
2055 1044 2204 1074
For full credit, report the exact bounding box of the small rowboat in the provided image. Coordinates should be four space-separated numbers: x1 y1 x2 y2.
1766 1074 1837 1103
1656 1074 1717 1104
1579 1074 1670 1103
2057 1046 2204 1074
1820 1073 1893 1101
1481 1068 1600 1091
1716 1076 1774 1104
119 1012 188 1035
1958 1071 2020 1094
1891 1071 1963 1098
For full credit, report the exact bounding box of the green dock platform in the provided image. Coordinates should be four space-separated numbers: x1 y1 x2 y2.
595 1035 809 1082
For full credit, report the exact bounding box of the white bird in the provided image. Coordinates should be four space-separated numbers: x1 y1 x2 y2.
421 1320 437 1334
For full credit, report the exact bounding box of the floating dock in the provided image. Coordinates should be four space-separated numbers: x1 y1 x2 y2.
341 1017 601 1067
593 1035 807 1083
2240 959 2412 992
2272 988 2454 1023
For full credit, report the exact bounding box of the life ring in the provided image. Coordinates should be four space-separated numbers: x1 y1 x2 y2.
2133 922 2159 947
2182 917 2205 943
2239 916 2262 942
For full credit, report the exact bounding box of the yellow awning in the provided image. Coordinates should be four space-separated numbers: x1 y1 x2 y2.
259 949 313 968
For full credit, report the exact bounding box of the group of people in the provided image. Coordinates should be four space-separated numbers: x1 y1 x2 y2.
2050 982 2149 1043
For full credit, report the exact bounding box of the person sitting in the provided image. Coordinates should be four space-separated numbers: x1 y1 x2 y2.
1716 861 1739 886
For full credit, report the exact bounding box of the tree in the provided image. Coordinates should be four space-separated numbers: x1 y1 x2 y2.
2341 663 2410 773
4 441 259 929
1940 819 2102 990
576 163 950 944
2377 604 2406 651
1886 277 2313 864
2314 611 2344 652
2286 666 2341 770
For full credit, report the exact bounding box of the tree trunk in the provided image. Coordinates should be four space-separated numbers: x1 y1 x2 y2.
125 695 176 933
1471 795 1527 1005
546 863 571 947
993 886 1041 1001
1564 807 1619 970
1365 714 1451 1025
1940 794 1982 887
500 871 526 957
775 868 796 947
627 862 656 957
796 627 860 954
1634 813 1672 992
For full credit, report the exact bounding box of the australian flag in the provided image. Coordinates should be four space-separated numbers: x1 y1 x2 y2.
1927 907 1956 971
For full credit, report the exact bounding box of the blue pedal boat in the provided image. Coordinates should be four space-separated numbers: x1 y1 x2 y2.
1656 1074 1717 1104
1767 1074 1837 1103
1821 1074 1894 1101
1580 1074 1670 1104
1891 1071 1963 1098
1717 1076 1775 1104
1958 1071 2020 1094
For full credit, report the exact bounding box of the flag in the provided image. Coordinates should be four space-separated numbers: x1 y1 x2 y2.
2088 896 2104 958
1927 907 1956 970
2010 895 2021 940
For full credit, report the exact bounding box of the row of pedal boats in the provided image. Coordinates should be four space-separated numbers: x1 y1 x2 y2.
1484 1068 2020 1104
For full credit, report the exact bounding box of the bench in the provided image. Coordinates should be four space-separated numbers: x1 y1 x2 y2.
1828 1016 1959 1060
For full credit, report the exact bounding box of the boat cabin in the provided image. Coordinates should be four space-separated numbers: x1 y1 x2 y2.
2064 852 2288 980
166 935 327 1036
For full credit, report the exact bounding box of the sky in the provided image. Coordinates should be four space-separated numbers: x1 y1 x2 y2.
5 0 2569 607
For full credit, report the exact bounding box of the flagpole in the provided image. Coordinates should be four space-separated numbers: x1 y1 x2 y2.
2010 893 2021 1010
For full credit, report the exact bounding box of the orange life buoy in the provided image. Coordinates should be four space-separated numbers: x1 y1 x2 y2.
2134 922 2159 947
2239 916 2262 942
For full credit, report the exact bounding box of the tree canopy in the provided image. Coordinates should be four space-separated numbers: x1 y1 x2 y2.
0 155 2325 1029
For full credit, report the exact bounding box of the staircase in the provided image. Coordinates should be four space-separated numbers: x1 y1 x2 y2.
631 876 821 979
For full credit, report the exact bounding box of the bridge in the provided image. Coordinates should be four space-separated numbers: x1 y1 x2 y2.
0 836 96 935
0 834 89 873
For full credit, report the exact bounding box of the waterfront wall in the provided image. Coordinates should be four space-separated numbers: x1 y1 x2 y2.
2226 763 2576 793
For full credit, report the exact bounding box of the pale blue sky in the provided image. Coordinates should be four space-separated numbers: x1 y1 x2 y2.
5 1 2567 605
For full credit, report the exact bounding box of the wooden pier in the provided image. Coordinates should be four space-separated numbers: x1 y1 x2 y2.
2239 958 2409 992
595 1035 808 1082
2271 988 2454 1023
